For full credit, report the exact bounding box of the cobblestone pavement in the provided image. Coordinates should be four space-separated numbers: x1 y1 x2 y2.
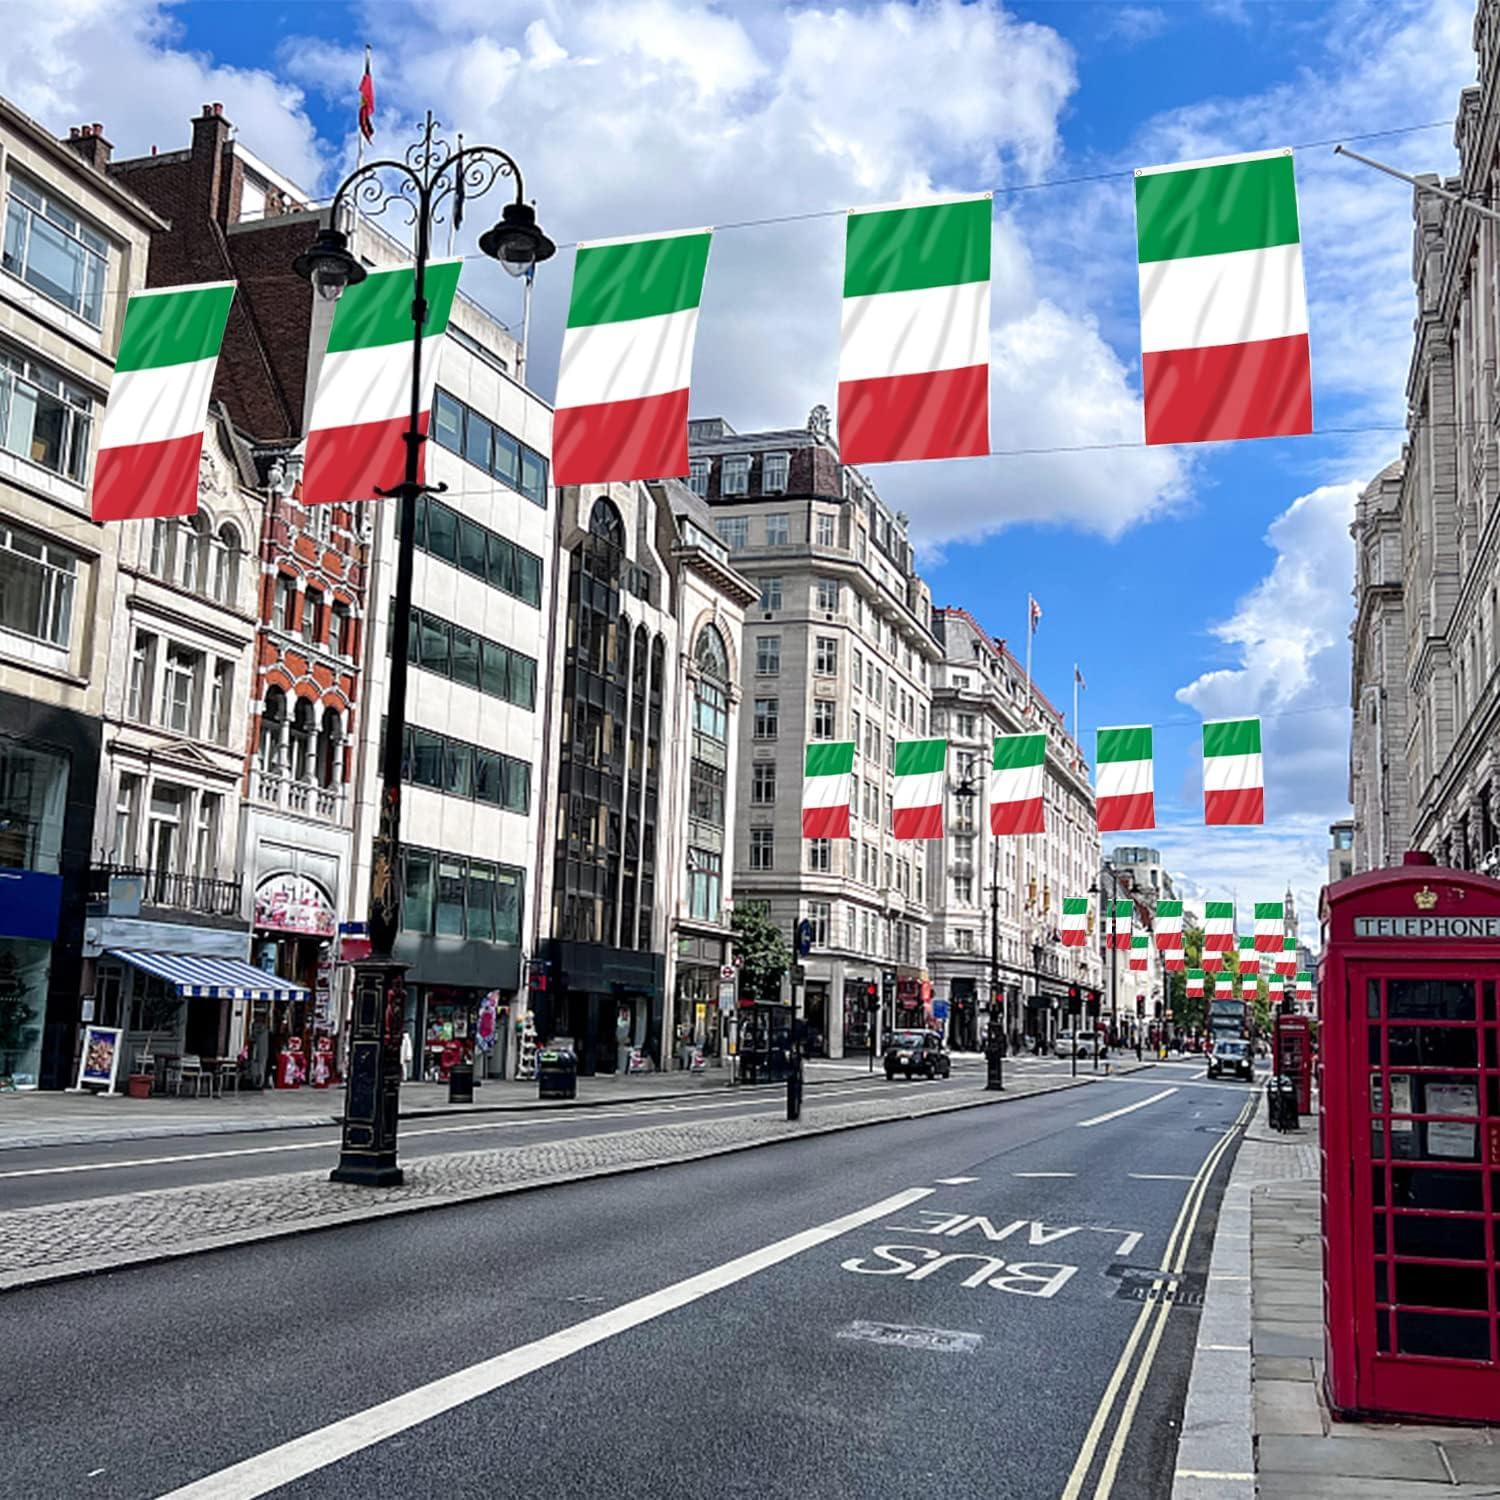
0 1072 1086 1291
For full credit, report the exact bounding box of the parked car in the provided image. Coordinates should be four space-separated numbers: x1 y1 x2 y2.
883 1030 952 1080
1208 1038 1254 1081
1055 1029 1101 1059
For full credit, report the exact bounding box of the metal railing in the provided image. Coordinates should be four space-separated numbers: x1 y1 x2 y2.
88 863 242 917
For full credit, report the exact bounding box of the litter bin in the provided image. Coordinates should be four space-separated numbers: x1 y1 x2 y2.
537 1046 578 1101
1266 1073 1298 1132
448 1061 475 1104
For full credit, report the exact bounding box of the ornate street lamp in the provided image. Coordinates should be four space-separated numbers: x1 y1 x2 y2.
294 114 554 1186
952 771 1001 1090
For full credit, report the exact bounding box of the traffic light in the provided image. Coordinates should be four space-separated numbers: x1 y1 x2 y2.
1067 984 1082 1015
865 981 878 1010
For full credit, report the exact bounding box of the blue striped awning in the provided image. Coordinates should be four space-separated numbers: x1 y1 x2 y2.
108 950 310 1003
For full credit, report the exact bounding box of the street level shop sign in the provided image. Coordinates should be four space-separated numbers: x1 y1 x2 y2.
1352 916 1500 939
255 874 336 937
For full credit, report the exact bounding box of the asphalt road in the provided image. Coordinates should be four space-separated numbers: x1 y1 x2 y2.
3 1060 1257 1500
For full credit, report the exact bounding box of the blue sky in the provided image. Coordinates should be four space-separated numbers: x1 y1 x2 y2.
1 0 1478 929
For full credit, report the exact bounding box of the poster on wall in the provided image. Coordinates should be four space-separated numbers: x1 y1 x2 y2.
254 873 336 937
73 1025 124 1094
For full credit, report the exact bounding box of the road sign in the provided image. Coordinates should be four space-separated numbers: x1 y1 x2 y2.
796 919 814 958
718 978 736 1013
932 1000 950 1021
790 963 807 984
719 965 736 981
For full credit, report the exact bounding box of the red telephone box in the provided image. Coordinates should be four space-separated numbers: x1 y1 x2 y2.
1274 1013 1315 1116
1320 853 1500 1422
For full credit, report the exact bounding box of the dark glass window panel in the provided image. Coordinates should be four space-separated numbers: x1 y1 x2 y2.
411 729 444 789
464 411 493 470
1376 1314 1391 1353
1387 1026 1478 1069
1368 1025 1382 1065
1392 1166 1484 1211
509 652 536 709
1487 982 1498 1023
1393 1214 1486 1261
433 390 463 453
408 493 428 550
1375 1261 1388 1302
495 869 522 945
504 758 530 813
516 551 542 607
436 857 466 937
1368 978 1381 1018
1372 1167 1386 1205
450 628 481 690
491 428 520 488
444 741 473 798
1395 1311 1490 1359
466 862 496 941
487 534 516 595
418 614 450 674
1388 979 1475 1022
521 448 547 506
1371 1122 1386 1159
474 749 502 806
426 502 459 565
1373 1214 1387 1254
1413 1074 1481 1113
402 849 433 934
481 639 510 700
459 519 488 578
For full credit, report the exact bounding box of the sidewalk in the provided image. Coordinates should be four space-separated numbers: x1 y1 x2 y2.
0 1069 1087 1292
1175 1108 1500 1499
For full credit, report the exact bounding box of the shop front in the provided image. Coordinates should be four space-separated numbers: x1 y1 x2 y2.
673 931 732 1068
251 872 339 1086
843 975 878 1056
396 928 522 1079
534 940 664 1076
949 977 979 1051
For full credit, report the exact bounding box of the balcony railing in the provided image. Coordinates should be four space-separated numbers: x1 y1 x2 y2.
88 863 243 918
253 770 344 821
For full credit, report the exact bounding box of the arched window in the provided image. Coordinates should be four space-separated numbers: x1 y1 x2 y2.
694 625 729 743
259 688 286 773
589 497 624 548
212 524 242 604
291 696 316 782
316 707 342 789
149 518 175 579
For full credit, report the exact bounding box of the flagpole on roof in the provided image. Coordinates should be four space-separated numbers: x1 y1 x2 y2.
1024 594 1035 721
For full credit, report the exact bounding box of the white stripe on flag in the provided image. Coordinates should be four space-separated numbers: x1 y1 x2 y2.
989 763 1044 805
894 770 943 813
839 281 990 382
802 773 850 812
1096 757 1153 799
1204 752 1264 793
555 306 700 408
1138 243 1308 354
98 357 220 449
308 339 441 431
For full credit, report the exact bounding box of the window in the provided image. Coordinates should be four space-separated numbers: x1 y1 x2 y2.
158 644 200 735
290 697 315 781
956 929 974 953
211 526 241 604
759 576 782 611
814 636 838 675
808 838 832 873
815 577 839 614
332 602 355 658
750 826 774 870
815 511 835 547
764 452 790 493
954 874 973 904
957 712 976 738
174 515 208 594
301 588 322 644
411 496 542 608
765 512 789 546
431 387 549 507
716 516 748 550
112 773 140 865
193 793 221 878
0 520 78 649
851 709 861 752
398 604 538 711
693 626 729 743
3 176 107 324
689 846 721 920
209 660 234 745
275 575 296 631
846 907 857 948
259 688 286 774
755 635 780 675
722 455 750 495
807 900 830 947
753 697 779 739
689 759 725 825
852 649 863 692
751 761 776 804
688 458 710 497
812 699 837 739
401 723 531 813
0 346 92 482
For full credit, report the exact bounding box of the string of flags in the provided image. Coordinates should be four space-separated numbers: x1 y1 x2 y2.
89 140 1311 522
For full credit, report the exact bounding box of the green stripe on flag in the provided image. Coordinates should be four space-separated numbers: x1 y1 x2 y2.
1096 725 1152 763
1255 902 1283 920
894 738 947 776
1131 935 1149 949
1189 969 1205 980
1238 937 1255 951
1157 900 1183 917
1204 718 1262 758
115 283 235 372
325 260 462 353
844 197 991 299
1296 971 1311 983
1062 898 1088 915
805 741 855 778
1205 902 1234 919
1135 154 1299 264
1284 937 1298 951
566 232 713 329
1113 900 1132 918
993 733 1045 771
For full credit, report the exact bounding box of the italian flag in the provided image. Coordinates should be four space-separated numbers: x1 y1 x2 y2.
837 193 991 465
1135 149 1312 446
1129 935 1149 971
1155 898 1183 950
1201 950 1225 974
1060 897 1089 946
1203 717 1264 825
92 281 236 522
990 733 1045 836
1163 946 1186 972
1266 976 1284 1000
894 738 947 840
1240 976 1259 1000
1095 725 1155 831
1110 899 1134 950
802 741 854 839
1187 970 1205 999
553 228 712 485
302 258 463 505
1203 901 1235 951
1276 937 1298 977
1237 938 1260 976
1254 900 1284 951
1296 972 1314 1002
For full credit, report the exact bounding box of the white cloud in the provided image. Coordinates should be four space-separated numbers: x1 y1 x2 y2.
1101 6 1169 46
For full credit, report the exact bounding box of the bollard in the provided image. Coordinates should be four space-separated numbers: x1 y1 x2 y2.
786 1054 804 1121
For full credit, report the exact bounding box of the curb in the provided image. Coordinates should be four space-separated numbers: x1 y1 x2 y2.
0 1075 1098 1294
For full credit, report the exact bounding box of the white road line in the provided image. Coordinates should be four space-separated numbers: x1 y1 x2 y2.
934 1176 978 1184
153 1184 936 1500
1075 1088 1179 1128
1129 1173 1196 1181
1013 1171 1076 1178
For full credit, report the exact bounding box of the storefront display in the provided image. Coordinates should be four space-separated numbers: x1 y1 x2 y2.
0 938 51 1088
74 1024 123 1093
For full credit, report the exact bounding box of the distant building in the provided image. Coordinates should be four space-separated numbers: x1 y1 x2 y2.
1329 819 1355 885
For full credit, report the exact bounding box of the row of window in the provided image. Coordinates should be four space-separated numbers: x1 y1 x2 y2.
392 604 538 711
407 493 543 608
4 175 108 326
761 894 924 967
400 845 524 945
689 451 790 498
274 574 357 658
432 387 548 508
112 776 225 881
129 631 237 746
0 343 92 485
151 515 244 606
399 722 531 814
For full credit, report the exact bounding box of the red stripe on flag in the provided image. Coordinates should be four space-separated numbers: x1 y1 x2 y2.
1254 934 1281 952
1205 786 1265 826
1060 931 1087 947
990 797 1043 836
893 806 942 840
802 805 850 839
552 389 689 486
91 433 204 521
1096 791 1155 833
837 363 988 465
1143 333 1311 446
303 412 425 505
1202 933 1234 951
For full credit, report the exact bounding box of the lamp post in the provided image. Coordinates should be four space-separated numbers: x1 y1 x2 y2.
295 115 554 1186
952 770 1001 1089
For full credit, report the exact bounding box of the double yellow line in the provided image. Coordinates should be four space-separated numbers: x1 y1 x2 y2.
1059 1094 1256 1500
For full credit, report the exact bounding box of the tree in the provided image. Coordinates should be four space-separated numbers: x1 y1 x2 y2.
732 902 790 1003
1168 924 1208 1036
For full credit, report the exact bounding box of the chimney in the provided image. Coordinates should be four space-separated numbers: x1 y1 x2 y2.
61 121 113 172
189 102 234 225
